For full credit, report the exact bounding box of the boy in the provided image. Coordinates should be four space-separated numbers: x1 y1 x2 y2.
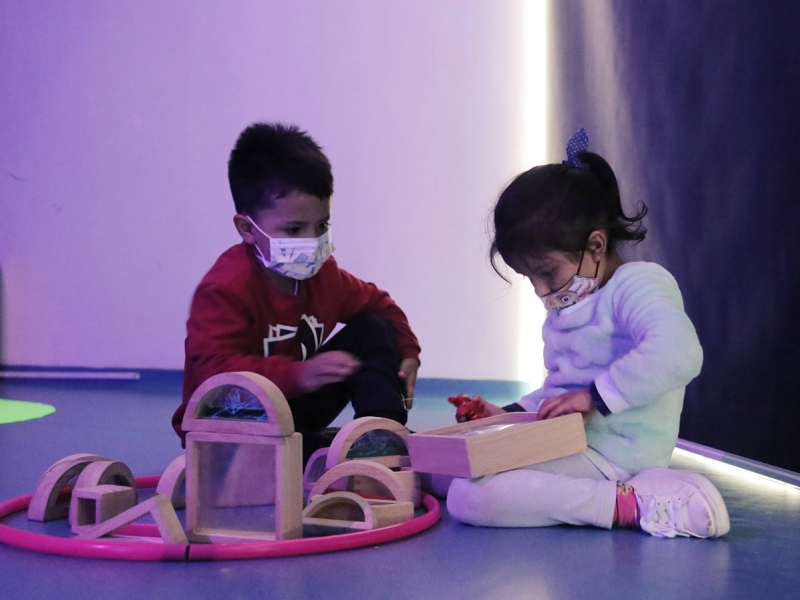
172 123 421 463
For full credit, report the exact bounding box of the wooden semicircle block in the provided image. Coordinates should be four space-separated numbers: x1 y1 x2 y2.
325 417 411 470
181 371 295 437
303 448 329 493
69 461 138 528
309 460 413 505
73 460 136 492
155 454 186 509
302 491 374 531
28 454 109 522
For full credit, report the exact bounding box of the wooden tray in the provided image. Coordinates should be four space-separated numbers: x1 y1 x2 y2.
407 412 586 478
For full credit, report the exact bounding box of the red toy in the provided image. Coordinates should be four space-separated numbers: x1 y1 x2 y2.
448 394 492 423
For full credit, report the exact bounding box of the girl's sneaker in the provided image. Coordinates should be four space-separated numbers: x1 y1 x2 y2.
628 467 730 538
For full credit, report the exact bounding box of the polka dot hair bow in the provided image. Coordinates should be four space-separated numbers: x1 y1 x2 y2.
562 127 590 169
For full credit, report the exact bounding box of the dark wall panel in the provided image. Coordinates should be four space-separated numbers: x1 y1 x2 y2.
549 0 800 471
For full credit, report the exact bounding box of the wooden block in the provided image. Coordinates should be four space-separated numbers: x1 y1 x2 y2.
185 431 303 543
407 412 587 478
76 494 188 544
156 454 186 509
28 454 108 522
182 371 295 437
397 467 422 508
365 498 415 528
302 491 413 532
303 448 329 493
70 484 137 534
309 460 415 506
72 460 136 500
326 417 411 470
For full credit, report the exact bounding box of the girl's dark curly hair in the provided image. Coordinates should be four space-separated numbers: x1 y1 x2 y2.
489 151 647 281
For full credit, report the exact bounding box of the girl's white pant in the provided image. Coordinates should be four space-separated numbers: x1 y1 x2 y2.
446 449 630 529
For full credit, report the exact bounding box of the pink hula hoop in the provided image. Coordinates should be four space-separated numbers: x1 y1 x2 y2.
0 475 441 561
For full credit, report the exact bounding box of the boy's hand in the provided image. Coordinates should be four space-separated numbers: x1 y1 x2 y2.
298 351 360 393
537 389 596 423
398 358 420 407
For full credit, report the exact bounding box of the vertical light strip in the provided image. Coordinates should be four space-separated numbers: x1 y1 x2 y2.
517 0 548 387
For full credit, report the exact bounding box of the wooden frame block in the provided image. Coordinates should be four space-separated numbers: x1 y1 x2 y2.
70 484 137 534
309 460 416 506
28 454 108 522
185 431 303 543
182 371 295 437
325 417 411 470
407 412 587 478
302 491 413 532
76 494 187 544
156 454 186 509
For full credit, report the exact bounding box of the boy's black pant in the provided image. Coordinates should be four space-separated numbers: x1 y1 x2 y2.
288 313 408 464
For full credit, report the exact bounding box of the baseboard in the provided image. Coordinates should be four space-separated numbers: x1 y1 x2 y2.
676 438 800 486
0 366 531 398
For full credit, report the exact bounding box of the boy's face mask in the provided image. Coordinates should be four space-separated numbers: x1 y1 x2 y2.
248 217 334 280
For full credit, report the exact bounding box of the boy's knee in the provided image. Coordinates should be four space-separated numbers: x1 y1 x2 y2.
348 313 394 339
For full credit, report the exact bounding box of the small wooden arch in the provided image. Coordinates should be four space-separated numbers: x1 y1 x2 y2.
74 460 136 492
303 491 374 530
156 454 186 509
302 491 414 532
28 453 108 521
326 417 411 470
303 448 329 494
182 371 294 437
309 460 414 505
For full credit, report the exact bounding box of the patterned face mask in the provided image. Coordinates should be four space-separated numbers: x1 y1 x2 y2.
541 252 599 312
248 217 334 280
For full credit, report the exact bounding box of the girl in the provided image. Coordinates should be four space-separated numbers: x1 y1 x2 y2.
446 130 730 538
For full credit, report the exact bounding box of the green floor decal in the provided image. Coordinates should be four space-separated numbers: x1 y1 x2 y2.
0 399 56 425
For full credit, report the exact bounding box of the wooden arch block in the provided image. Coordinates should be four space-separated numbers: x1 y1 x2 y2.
69 461 137 528
303 448 329 494
156 454 186 509
74 460 136 489
302 491 413 532
182 371 295 437
326 417 411 470
76 494 187 544
309 460 418 506
28 454 108 522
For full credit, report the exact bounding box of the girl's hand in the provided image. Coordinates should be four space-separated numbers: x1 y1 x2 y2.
537 389 596 422
398 358 420 407
448 394 505 422
297 351 361 393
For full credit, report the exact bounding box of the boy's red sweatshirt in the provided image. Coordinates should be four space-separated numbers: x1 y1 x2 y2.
172 243 420 443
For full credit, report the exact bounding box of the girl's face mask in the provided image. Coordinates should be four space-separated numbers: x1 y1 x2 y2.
541 251 599 312
542 273 599 311
248 217 334 280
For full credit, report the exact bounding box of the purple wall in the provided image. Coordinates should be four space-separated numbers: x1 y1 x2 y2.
0 2 542 382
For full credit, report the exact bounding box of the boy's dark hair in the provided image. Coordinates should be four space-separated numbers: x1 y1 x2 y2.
228 122 333 215
489 151 647 280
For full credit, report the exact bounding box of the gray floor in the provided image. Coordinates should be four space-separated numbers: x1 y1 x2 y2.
1 374 799 600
